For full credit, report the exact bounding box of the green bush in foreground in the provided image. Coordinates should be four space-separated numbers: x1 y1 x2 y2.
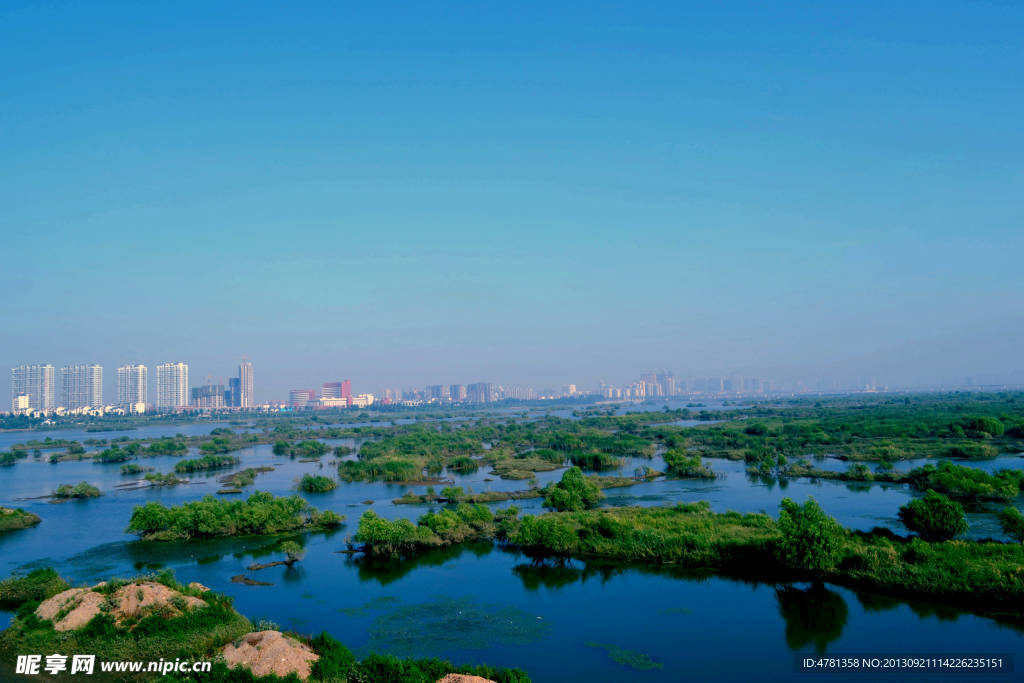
775 497 844 572
898 490 968 542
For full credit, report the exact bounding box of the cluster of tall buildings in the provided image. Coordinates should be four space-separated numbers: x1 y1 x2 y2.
10 360 254 415
600 371 772 399
289 379 376 409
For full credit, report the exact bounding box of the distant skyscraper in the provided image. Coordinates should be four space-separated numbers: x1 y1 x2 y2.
191 384 225 409
289 389 316 408
449 384 467 401
239 360 254 408
322 380 352 405
118 364 148 408
61 364 103 409
11 364 56 413
227 377 241 407
156 363 189 410
467 382 494 403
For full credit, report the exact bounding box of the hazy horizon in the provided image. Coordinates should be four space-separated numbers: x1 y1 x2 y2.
3 2 1022 401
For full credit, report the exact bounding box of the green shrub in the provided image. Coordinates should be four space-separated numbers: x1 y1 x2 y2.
775 498 844 572
898 490 968 542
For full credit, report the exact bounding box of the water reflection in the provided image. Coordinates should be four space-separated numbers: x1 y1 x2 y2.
775 584 849 653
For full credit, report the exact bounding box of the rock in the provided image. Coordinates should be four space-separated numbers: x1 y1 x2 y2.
436 675 497 683
188 582 211 592
223 630 320 680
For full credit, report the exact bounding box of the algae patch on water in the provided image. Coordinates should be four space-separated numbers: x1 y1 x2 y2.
367 596 549 657
585 641 664 670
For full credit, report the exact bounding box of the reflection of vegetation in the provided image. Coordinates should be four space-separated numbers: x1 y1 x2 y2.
126 491 343 541
585 641 664 671
349 542 494 586
775 584 848 653
367 596 550 657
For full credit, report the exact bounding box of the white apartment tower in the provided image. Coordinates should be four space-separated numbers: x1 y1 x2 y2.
156 362 189 410
11 364 56 413
61 364 103 409
239 360 254 408
117 364 148 408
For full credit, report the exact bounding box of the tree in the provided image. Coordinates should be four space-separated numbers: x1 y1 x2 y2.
280 540 305 565
898 490 967 542
998 506 1024 544
775 497 843 572
542 467 603 512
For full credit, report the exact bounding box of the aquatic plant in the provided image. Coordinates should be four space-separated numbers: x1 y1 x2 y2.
585 641 664 670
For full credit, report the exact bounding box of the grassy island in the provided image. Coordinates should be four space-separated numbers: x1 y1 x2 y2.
174 455 241 473
299 473 339 492
0 569 531 682
53 482 102 499
0 507 41 532
125 491 344 541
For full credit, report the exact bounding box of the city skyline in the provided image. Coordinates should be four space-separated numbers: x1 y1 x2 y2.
8 352 1013 414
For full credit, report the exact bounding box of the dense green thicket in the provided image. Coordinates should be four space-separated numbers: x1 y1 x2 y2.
663 449 716 478
542 467 604 511
903 462 1023 502
299 474 338 492
273 440 330 458
339 458 422 482
125 492 343 541
999 507 1024 543
899 491 968 542
53 482 102 498
654 394 1024 463
0 568 67 609
175 455 241 473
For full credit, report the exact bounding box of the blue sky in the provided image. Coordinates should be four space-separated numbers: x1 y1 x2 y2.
2 1 1022 399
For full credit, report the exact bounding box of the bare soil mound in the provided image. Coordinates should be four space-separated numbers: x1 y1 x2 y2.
223 630 320 680
436 675 497 683
35 588 105 631
34 581 207 631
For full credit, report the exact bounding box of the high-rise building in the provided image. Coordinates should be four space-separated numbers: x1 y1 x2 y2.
322 380 352 401
467 382 495 403
289 389 316 408
156 363 189 410
425 385 449 401
191 384 225 409
238 361 254 408
118 364 148 408
61 364 103 409
227 377 241 407
449 384 467 401
11 364 56 413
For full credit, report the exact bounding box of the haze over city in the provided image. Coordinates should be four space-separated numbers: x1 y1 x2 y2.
2 2 1022 400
